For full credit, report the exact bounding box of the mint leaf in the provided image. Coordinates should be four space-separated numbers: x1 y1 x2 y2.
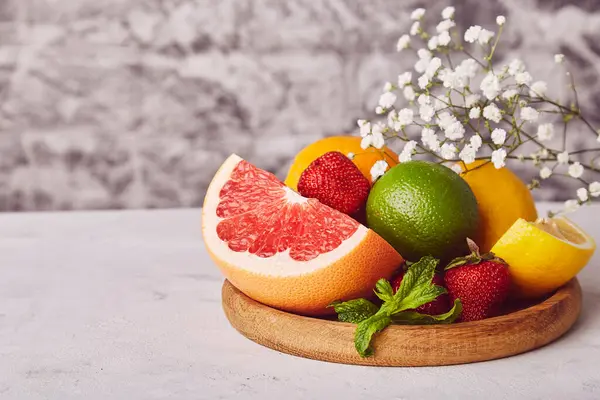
394 256 438 301
396 284 447 311
328 299 379 323
391 299 463 325
354 313 392 357
374 279 394 303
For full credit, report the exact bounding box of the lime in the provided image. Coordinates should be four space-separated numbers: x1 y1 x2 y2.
366 160 479 261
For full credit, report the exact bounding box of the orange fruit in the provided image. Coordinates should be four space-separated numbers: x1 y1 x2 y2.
459 160 538 252
202 154 403 316
284 136 399 190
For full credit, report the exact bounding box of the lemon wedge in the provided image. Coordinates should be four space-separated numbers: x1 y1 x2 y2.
490 216 596 299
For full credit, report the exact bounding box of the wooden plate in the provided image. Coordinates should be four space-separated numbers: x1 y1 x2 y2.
222 278 582 366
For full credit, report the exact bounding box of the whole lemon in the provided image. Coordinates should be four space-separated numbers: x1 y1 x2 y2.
285 136 399 190
460 160 538 252
366 160 480 262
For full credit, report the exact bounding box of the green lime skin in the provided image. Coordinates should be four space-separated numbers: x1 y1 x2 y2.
366 160 479 262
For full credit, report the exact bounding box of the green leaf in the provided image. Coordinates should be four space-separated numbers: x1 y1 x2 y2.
397 284 447 312
374 279 395 303
391 299 463 325
394 256 438 301
328 298 379 323
354 312 392 357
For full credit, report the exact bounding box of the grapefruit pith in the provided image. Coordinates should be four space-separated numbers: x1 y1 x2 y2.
202 154 403 315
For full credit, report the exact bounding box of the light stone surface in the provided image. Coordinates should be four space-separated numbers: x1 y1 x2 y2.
1 1 600 210
1 203 600 399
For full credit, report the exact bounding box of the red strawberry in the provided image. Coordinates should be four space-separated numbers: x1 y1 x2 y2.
444 239 511 322
392 271 452 315
297 151 371 216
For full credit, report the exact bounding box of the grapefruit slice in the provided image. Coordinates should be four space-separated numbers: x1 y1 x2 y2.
202 154 403 315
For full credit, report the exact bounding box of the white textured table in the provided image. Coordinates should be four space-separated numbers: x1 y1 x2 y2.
1 204 599 400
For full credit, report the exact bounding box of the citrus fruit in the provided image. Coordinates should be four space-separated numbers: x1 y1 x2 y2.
202 154 403 316
284 136 399 190
365 160 479 262
491 216 595 299
460 160 538 252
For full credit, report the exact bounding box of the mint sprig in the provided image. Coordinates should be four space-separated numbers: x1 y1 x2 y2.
329 256 463 357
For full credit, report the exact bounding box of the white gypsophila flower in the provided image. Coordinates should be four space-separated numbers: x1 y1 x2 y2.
589 182 600 197
410 21 420 36
414 49 432 73
540 167 552 179
418 94 430 105
347 152 355 160
436 19 456 33
557 151 569 164
491 128 507 145
379 92 397 108
470 135 483 151
517 153 525 162
358 121 371 137
375 106 384 114
396 34 411 52
529 81 547 97
383 82 393 92
411 8 425 20
520 106 539 122
465 94 481 107
480 72 501 100
597 134 600 143
444 120 465 140
569 162 584 178
436 112 455 130
425 57 442 78
403 86 416 101
371 131 385 149
399 140 418 162
564 199 580 213
502 89 518 100
539 148 549 158
387 110 398 130
515 71 533 86
554 54 565 64
439 68 460 90
371 121 385 135
508 59 525 76
370 160 388 182
577 188 589 202
442 6 455 19
451 164 463 174
491 148 507 168
440 143 458 160
438 30 451 46
518 99 528 107
464 25 482 43
456 58 479 79
398 71 412 87
397 108 414 126
361 134 373 149
418 74 429 89
419 104 435 122
428 36 439 50
536 123 554 141
478 29 494 44
469 107 481 119
459 144 477 164
496 15 506 25
483 103 502 123
421 127 441 151
434 97 447 111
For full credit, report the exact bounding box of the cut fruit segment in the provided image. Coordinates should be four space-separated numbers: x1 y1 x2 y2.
202 154 404 315
491 216 595 299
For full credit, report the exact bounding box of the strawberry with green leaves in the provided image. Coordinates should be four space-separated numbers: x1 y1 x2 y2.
444 239 511 322
329 256 462 357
